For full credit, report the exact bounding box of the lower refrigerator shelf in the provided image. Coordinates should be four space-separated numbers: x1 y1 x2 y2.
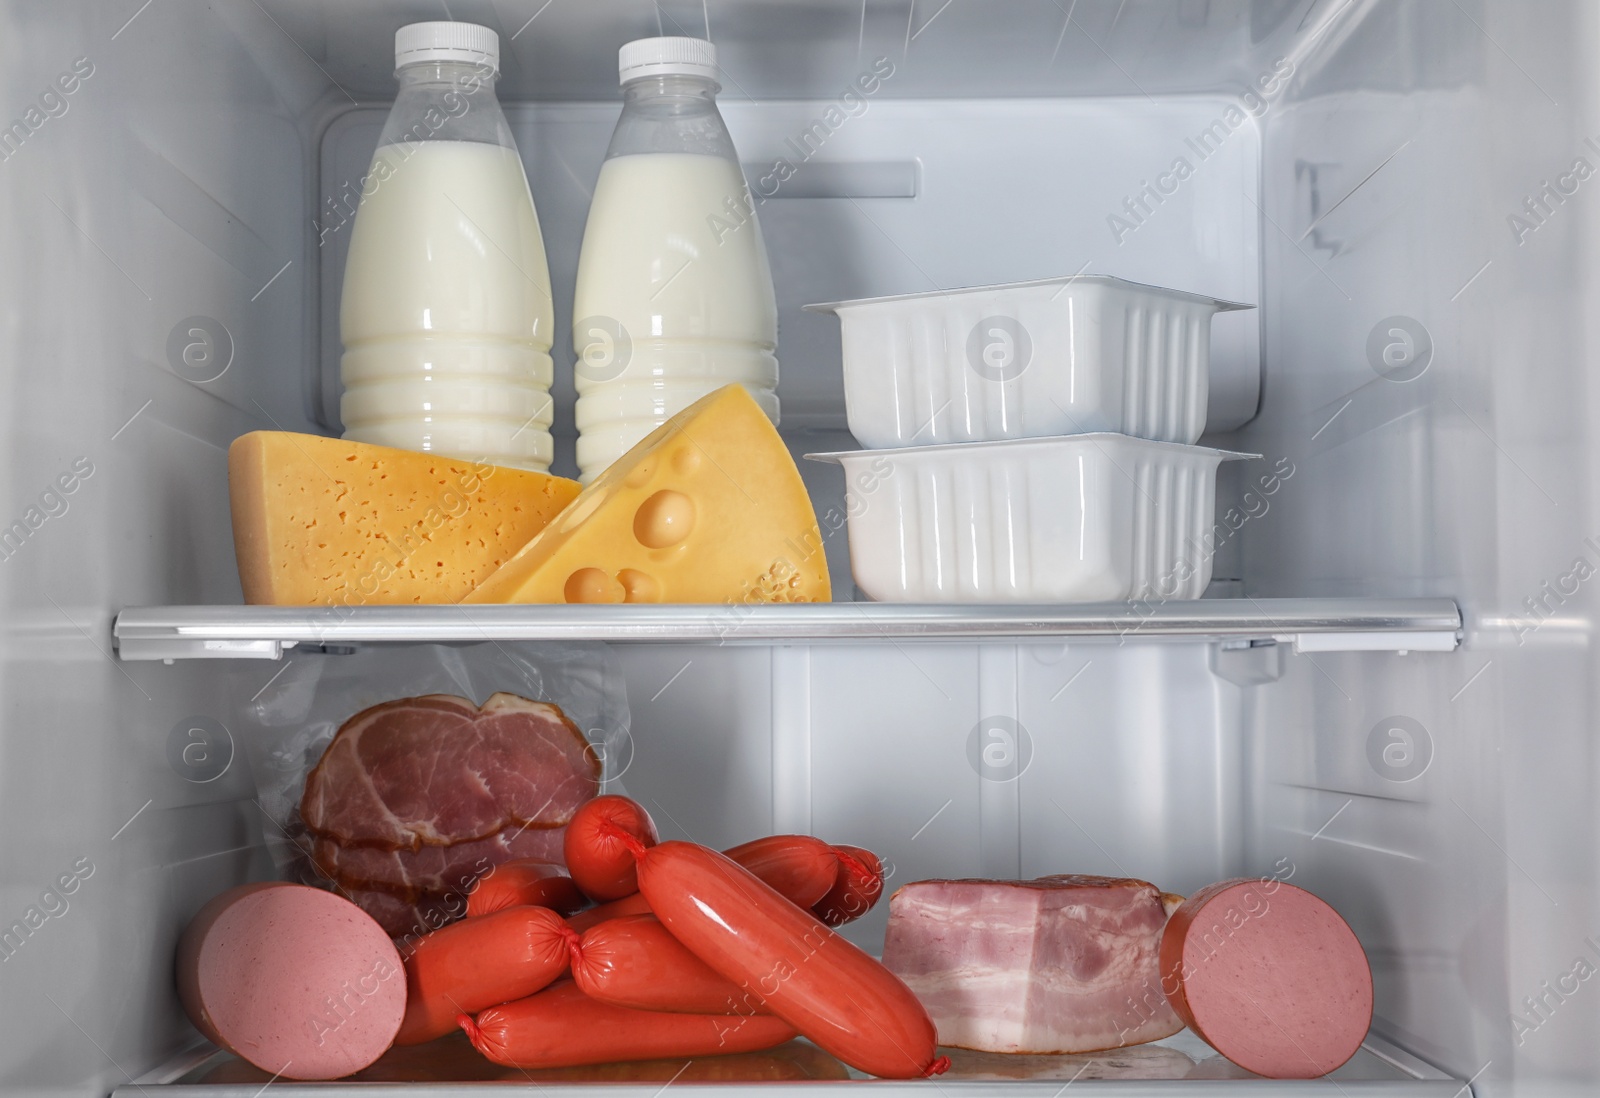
121 1031 1464 1096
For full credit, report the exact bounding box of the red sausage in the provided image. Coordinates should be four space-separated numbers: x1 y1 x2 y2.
1160 878 1373 1078
565 892 650 932
566 834 840 932
396 905 576 1045
617 836 947 1080
563 795 659 901
460 981 797 1068
571 914 770 1015
176 883 404 1080
466 860 587 919
813 845 884 927
723 835 840 911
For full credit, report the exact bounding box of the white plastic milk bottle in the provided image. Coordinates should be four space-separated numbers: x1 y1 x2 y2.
340 22 555 471
571 37 779 482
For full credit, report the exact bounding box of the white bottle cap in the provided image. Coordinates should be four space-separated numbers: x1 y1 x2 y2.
618 37 719 85
395 22 499 74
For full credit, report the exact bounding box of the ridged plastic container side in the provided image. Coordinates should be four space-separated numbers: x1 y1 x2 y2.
818 435 1242 603
822 277 1246 450
1130 451 1214 601
1121 301 1210 443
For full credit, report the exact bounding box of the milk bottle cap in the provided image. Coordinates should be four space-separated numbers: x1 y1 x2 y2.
395 22 500 74
618 37 719 85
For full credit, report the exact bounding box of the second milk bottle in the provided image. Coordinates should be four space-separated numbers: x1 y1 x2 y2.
572 36 779 482
340 22 555 471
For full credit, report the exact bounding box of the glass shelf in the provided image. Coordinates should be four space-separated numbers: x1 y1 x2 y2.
118 1030 1462 1096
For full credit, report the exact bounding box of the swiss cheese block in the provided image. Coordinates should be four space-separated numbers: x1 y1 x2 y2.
229 431 581 606
465 385 830 605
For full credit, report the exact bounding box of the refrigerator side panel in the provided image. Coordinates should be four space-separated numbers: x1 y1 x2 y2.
1230 2 1600 1093
0 3 321 1092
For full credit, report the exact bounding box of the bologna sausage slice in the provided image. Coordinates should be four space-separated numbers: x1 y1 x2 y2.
176 883 404 1080
1160 878 1373 1078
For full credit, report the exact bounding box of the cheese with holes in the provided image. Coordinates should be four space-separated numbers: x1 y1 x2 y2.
229 432 581 606
465 385 830 606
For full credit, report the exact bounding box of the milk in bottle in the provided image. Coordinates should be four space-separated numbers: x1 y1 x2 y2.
572 37 779 482
340 22 555 471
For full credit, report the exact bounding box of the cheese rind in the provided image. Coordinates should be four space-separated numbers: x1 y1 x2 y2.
465 385 830 605
228 432 581 606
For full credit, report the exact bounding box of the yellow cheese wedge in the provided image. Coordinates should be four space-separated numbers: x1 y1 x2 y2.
229 432 581 606
465 385 831 605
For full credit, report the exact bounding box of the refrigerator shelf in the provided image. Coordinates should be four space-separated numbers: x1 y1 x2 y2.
112 598 1462 661
117 1030 1465 1096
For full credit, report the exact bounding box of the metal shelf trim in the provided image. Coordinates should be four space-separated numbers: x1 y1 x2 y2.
112 599 1463 661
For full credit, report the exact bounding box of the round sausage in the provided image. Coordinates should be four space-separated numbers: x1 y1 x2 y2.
460 981 796 1068
1160 878 1373 1078
563 795 659 901
465 860 587 919
813 845 884 927
395 904 575 1045
619 837 946 1079
570 914 769 1015
176 883 404 1080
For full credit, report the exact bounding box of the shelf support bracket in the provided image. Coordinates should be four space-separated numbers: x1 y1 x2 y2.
119 638 297 662
1286 631 1459 655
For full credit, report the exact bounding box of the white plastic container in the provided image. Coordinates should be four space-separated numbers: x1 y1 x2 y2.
807 435 1256 603
807 276 1252 449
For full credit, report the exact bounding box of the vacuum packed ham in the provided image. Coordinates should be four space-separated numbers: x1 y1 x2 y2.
881 875 1184 1054
302 693 597 848
311 826 566 900
341 888 468 941
298 692 599 936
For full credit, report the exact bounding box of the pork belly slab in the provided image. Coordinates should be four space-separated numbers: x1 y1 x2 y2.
882 875 1185 1054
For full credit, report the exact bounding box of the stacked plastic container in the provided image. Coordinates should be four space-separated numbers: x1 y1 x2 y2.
805 276 1256 603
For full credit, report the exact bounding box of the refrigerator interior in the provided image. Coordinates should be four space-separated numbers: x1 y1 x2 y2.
0 0 1593 1095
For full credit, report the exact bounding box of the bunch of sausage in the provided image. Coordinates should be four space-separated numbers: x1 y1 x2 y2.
399 796 947 1079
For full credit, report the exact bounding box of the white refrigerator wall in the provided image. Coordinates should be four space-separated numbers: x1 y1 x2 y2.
0 4 321 1096
609 642 1238 953
0 3 1593 1098
1225 2 1600 1094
